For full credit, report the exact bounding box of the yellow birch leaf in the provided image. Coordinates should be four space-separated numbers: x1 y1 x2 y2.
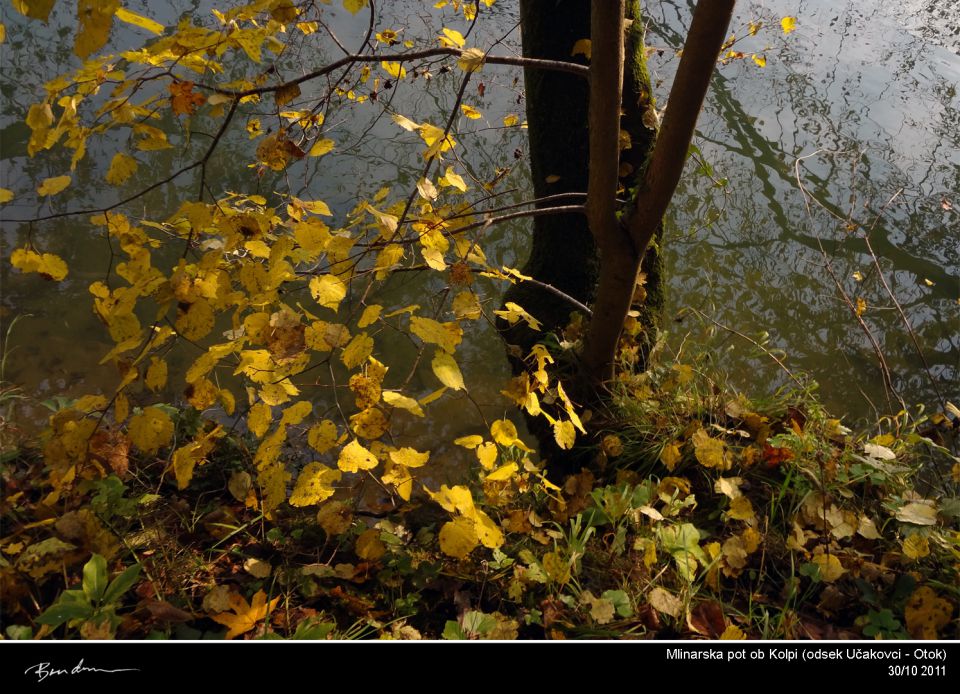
781 16 797 34
382 391 425 417
0 24 4 44
460 104 482 120
248 402 272 438
290 463 341 506
144 357 167 392
439 517 479 559
571 38 591 59
0 188 12 204
128 406 173 455
431 350 465 390
452 290 481 320
426 484 475 515
307 420 339 453
727 496 755 522
409 316 462 353
490 419 518 446
37 175 71 197
105 152 138 186
392 113 420 131
553 420 576 450
344 0 369 15
358 304 382 328
350 407 388 439
454 435 483 449
341 333 374 369
474 509 504 549
457 47 485 72
811 553 845 583
902 534 930 560
476 441 498 469
75 0 118 59
660 442 682 471
310 274 347 311
904 587 953 639
115 8 164 34
10 248 69 281
380 61 406 79
308 138 335 157
439 27 465 48
280 400 313 426
720 625 747 640
356 528 386 560
13 0 56 21
439 166 467 191
485 462 517 481
752 54 766 68
692 429 731 470
389 447 430 468
382 467 413 501
338 439 379 472
503 114 520 127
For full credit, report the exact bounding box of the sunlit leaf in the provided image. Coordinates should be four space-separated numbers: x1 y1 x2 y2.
37 175 71 197
290 463 341 506
337 439 379 473
210 590 280 639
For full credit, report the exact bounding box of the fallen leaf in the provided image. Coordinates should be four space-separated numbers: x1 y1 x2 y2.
210 590 280 639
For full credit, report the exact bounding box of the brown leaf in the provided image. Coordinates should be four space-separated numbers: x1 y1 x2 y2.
687 601 726 638
89 428 130 476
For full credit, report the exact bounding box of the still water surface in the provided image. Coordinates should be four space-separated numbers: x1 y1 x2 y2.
1 1 956 461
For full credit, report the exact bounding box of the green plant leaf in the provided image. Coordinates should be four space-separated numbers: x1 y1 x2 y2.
82 554 108 604
102 563 142 605
36 600 94 628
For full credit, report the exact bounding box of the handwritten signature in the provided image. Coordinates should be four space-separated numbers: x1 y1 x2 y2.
24 659 140 683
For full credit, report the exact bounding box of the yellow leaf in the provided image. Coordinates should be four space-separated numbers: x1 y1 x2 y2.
474 509 504 549
431 350 465 390
105 152 138 186
904 586 953 639
485 462 517 482
490 419 518 446
280 400 313 427
0 188 12 204
454 435 483 449
502 114 520 127
571 38 591 60
382 391 425 417
380 61 407 79
128 406 174 455
307 420 339 453
426 484 475 515
452 291 481 320
409 316 462 353
0 23 4 44
12 0 55 21
75 0 118 58
493 301 541 330
720 625 747 640
310 274 347 311
439 165 467 192
248 402 272 438
115 8 164 34
692 429 731 470
439 517 479 559
392 113 420 132
896 502 938 526
660 443 683 472
289 463 341 506
343 0 369 15
727 496 755 522
308 138 335 157
811 553 845 583
751 54 766 68
457 47 485 72
476 441 498 469
210 589 280 640
439 27 465 48
460 104 482 120
350 407 388 439
145 357 168 392
902 534 930 560
389 447 430 468
355 528 386 560
341 332 374 369
10 248 69 281
338 439 379 473
553 420 576 450
358 304 382 328
37 175 71 197
780 16 797 34
601 434 623 458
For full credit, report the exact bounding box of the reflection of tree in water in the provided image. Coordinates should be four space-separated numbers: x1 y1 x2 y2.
648 0 958 422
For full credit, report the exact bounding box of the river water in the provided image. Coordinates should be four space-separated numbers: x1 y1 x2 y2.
1 0 957 458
